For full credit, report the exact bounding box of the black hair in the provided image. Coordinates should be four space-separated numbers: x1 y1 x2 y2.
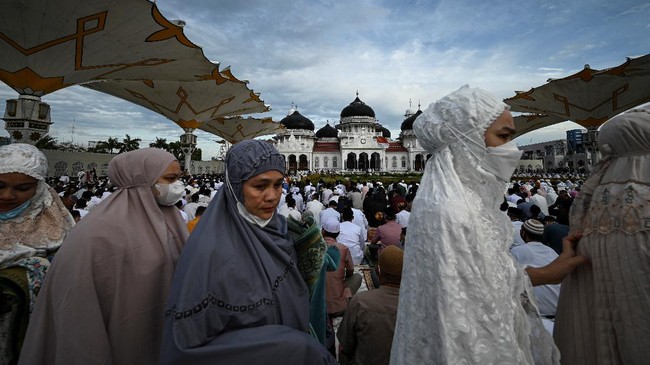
285 194 296 208
75 198 87 208
322 230 339 239
530 205 542 217
195 206 207 216
342 207 354 221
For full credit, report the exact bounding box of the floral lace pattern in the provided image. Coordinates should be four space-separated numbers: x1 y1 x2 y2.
579 182 650 236
1 187 74 267
391 86 558 364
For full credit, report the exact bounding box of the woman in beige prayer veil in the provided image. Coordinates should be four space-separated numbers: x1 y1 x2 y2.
19 148 188 365
0 144 75 364
555 108 650 365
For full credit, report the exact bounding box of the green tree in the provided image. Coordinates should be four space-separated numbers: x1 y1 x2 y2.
104 137 122 154
149 137 169 150
89 141 108 153
120 134 141 152
192 148 202 161
167 141 184 161
167 141 202 161
35 135 59 150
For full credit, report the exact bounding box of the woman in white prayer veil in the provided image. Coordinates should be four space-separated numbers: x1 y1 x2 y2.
390 86 565 364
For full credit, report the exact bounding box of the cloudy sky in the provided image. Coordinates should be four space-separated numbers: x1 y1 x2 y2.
1 0 649 158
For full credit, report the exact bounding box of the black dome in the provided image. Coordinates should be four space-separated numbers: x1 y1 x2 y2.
316 123 338 138
280 110 315 130
376 126 391 138
400 109 422 131
340 96 375 118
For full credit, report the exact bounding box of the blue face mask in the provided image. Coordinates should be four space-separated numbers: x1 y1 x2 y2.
0 199 32 221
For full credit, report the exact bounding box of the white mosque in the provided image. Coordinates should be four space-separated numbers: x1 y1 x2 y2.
273 94 429 173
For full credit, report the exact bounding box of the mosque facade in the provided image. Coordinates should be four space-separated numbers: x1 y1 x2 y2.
273 95 429 173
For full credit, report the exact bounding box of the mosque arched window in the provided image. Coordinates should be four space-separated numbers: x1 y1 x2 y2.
392 156 397 168
332 156 338 168
401 156 406 168
54 161 67 177
72 162 84 175
298 155 309 170
314 157 319 168
324 156 329 168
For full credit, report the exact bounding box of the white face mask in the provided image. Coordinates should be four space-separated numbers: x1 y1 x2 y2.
154 180 185 206
236 201 273 228
481 140 523 182
225 167 273 228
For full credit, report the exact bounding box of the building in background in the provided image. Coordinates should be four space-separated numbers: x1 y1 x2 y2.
516 129 597 174
273 95 428 173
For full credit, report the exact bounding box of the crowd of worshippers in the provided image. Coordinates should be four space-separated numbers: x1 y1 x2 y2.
2 89 648 365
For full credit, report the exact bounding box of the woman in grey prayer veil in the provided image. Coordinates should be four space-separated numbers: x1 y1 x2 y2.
161 140 335 365
555 109 650 364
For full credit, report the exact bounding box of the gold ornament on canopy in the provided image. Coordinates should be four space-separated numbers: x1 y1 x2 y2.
0 0 215 96
505 54 650 129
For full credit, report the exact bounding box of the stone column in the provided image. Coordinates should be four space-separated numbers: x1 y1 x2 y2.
180 128 197 174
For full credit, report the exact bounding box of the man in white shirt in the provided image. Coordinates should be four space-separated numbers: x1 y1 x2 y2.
280 194 302 222
292 191 304 212
59 173 70 185
329 188 342 204
395 202 410 229
506 187 522 204
350 205 368 244
347 187 363 210
303 181 313 196
175 200 189 223
507 207 526 248
306 193 324 226
214 179 224 191
321 186 333 205
337 208 365 265
529 188 550 216
183 193 201 221
510 219 560 328
319 200 340 226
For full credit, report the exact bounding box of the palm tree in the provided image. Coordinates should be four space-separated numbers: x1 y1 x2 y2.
120 134 141 152
149 137 169 150
167 141 184 161
89 141 108 153
35 135 59 150
104 137 122 154
192 148 202 161
167 142 202 161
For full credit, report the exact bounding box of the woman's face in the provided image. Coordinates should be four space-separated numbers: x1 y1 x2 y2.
0 173 39 213
156 161 182 184
484 109 516 147
242 170 284 220
153 161 182 197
